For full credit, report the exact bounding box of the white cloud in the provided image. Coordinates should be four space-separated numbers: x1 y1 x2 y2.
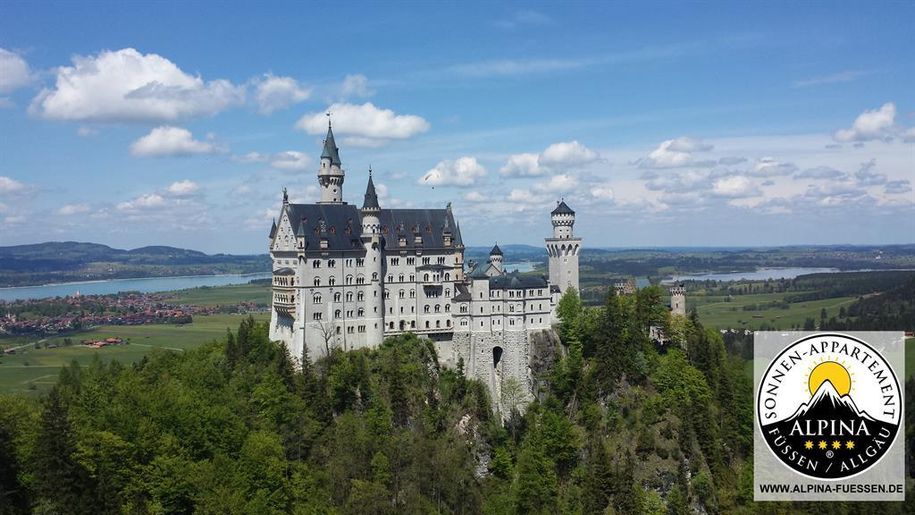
340 74 373 98
296 102 429 147
57 203 91 215
500 153 543 177
884 180 911 194
0 176 26 194
166 180 200 197
590 184 615 200
77 126 98 137
234 151 269 163
751 157 797 176
638 137 714 168
447 58 585 78
539 141 599 168
31 48 244 123
0 48 33 94
130 126 219 157
501 141 599 177
853 159 886 186
711 175 760 198
419 157 486 187
270 151 310 171
795 166 847 180
463 191 487 202
903 127 915 143
534 173 578 193
793 70 871 88
834 102 897 142
253 74 310 114
117 193 167 212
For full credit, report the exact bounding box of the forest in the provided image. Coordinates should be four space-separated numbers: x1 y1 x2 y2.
0 287 912 514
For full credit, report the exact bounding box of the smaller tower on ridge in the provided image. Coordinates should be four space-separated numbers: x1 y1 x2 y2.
361 170 385 346
669 284 686 317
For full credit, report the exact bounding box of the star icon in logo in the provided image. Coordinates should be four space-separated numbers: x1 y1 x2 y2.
818 440 827 450
804 440 814 450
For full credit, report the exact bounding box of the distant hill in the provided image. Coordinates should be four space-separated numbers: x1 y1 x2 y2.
0 241 270 287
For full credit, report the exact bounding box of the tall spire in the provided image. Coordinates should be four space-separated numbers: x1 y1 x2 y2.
362 168 380 210
321 121 341 166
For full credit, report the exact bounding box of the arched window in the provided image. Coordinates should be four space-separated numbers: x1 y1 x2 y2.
398 274 404 282
329 276 336 286
409 289 415 298
444 273 450 281
410 321 416 328
346 292 353 302
387 275 393 282
313 294 322 304
445 304 450 312
356 276 365 285
446 320 451 327
357 308 364 316
384 290 390 299
346 275 353 285
334 309 341 318
399 290 405 299
424 273 429 282
328 259 335 268
424 305 430 313
436 320 441 328
313 260 320 268
357 291 364 301
334 292 341 302
425 321 430 328
313 277 320 287
434 304 441 313
445 288 451 297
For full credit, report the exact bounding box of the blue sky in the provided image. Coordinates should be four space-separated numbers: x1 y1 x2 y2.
1 1 913 253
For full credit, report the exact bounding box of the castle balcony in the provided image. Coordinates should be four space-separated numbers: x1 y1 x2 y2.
272 290 296 316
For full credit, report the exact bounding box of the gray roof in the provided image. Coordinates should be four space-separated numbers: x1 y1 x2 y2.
362 173 380 210
551 200 575 215
490 244 503 256
453 283 472 302
274 267 295 275
320 124 342 166
269 218 277 239
280 204 462 252
488 272 549 290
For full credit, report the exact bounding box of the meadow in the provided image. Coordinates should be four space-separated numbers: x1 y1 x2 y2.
165 281 270 305
0 312 269 395
690 292 858 330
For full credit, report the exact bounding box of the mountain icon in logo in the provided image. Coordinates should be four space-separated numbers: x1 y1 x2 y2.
783 380 876 423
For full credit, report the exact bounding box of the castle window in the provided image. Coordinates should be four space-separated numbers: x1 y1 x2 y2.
387 274 393 282
336 326 341 334
391 258 399 266
329 277 336 286
313 313 322 320
445 288 451 297
423 273 429 282
399 290 405 299
437 256 445 264
436 320 440 328
347 326 354 334
328 260 336 268
346 292 354 302
425 321 430 328
389 307 393 314
314 278 321 287
410 321 416 328
434 304 441 313
444 273 450 281
406 257 415 265
358 325 365 333
461 320 468 326
460 305 467 313
409 274 415 281
358 308 364 316
356 276 365 285
313 260 321 268
356 258 364 267
372 272 378 281
445 304 450 312
446 320 451 327
313 294 322 304
400 307 404 313
509 305 514 312
334 292 341 302
409 289 415 298
398 274 404 282
389 322 394 329
357 292 364 301
538 289 543 296
346 275 353 285
422 257 430 265
346 310 353 317
424 305 430 313
334 309 341 318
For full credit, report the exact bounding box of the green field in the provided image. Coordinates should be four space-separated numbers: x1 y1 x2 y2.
0 313 269 395
166 282 270 305
691 292 857 331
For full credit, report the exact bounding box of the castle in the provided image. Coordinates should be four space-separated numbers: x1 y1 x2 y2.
268 123 580 408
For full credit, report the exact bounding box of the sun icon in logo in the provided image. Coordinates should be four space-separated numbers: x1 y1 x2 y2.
807 360 852 396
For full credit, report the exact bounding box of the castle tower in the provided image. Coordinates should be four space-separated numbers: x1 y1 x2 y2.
361 170 385 346
488 244 504 275
669 284 686 316
545 200 581 294
317 121 344 204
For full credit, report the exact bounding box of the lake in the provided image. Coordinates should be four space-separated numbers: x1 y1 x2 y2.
0 273 272 302
0 262 542 302
665 267 839 283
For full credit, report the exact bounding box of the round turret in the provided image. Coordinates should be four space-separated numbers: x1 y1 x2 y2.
551 199 575 239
